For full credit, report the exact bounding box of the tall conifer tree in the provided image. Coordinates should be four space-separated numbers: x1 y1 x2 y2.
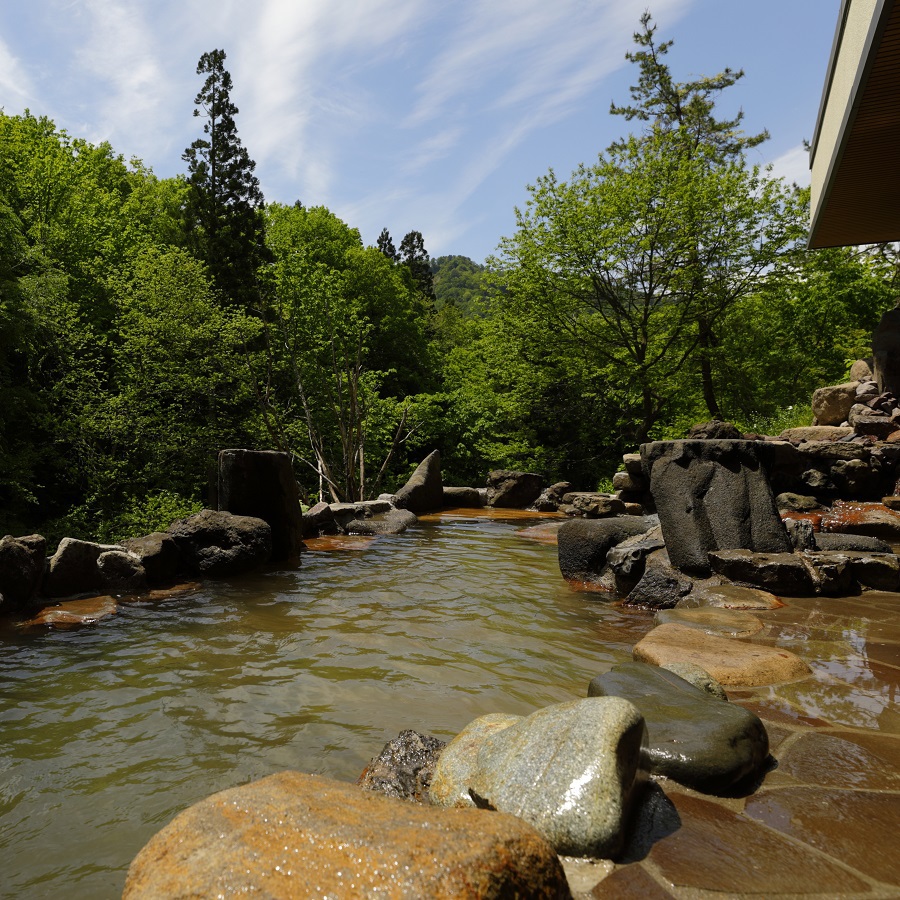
182 49 268 307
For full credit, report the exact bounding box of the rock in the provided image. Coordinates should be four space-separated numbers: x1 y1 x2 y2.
841 551 900 591
821 500 900 540
605 528 666 595
883 495 900 510
44 537 123 598
532 481 572 512
624 563 693 609
123 771 568 899
301 500 338 537
633 622 812 686
622 453 644 476
427 714 521 807
850 358 874 381
123 532 182 586
557 517 655 584
485 470 545 509
811 383 859 426
659 662 729 701
686 420 743 440
683 584 784 611
775 492 822 512
430 698 648 858
217 449 304 559
560 493 626 518
848 406 898 439
0 534 45 611
613 471 646 492
656 606 764 639
22 595 117 628
707 549 815 595
588 662 768 792
641 441 791 576
345 508 418 535
358 730 446 802
442 486 483 508
96 550 147 592
785 518 817 550
872 307 900 395
779 426 854 443
167 509 271 577
393 450 443 514
800 550 856 596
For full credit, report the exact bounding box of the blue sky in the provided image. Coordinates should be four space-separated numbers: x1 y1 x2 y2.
0 0 838 263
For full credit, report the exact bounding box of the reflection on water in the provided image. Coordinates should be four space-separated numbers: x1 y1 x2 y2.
0 516 632 899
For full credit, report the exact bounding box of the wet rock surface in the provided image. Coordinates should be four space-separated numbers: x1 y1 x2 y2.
633 622 812 686
23 595 117 628
123 532 181 586
623 563 693 609
656 606 764 638
357 729 446 802
682 583 783 610
557 517 655 585
430 698 648 858
345 508 418 535
587 662 769 793
123 771 569 899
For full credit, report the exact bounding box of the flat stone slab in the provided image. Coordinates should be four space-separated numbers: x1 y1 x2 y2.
656 606 764 639
430 698 648 858
588 662 769 793
633 623 812 686
22 596 117 628
707 550 814 595
123 771 568 898
682 584 784 610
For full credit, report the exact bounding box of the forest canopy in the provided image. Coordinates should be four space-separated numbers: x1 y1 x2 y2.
0 23 896 543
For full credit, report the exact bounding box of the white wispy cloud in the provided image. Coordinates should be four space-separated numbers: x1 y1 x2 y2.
0 34 33 111
767 143 810 187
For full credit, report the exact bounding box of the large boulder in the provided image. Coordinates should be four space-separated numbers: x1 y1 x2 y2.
641 440 792 576
429 698 648 858
811 382 859 426
123 771 567 899
167 509 271 577
708 549 815 595
44 537 123 598
301 501 338 537
442 486 483 508
624 562 693 609
0 534 46 611
485 470 545 508
123 532 182 586
96 549 147 593
217 449 304 559
686 420 743 440
393 450 443 514
588 662 769 793
557 517 655 584
559 492 626 518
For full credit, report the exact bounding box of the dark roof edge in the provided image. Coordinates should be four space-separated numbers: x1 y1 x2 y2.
808 0 895 249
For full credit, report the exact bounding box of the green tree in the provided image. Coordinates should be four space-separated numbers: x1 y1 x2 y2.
182 49 268 308
399 229 436 303
610 12 772 417
493 128 802 444
376 227 398 261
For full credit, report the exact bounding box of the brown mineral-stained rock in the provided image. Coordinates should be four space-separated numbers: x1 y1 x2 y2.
123 771 569 899
22 596 117 628
633 623 811 687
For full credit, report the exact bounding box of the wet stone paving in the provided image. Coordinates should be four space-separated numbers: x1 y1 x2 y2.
584 589 900 899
